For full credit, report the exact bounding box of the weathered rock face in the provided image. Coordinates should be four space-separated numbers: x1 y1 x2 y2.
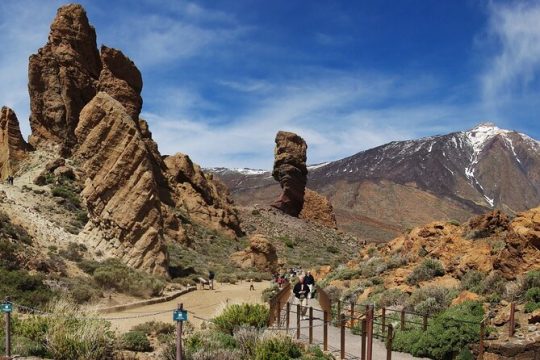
75 92 167 275
0 107 31 179
300 188 338 228
98 46 143 120
28 4 101 151
271 131 308 216
230 234 278 272
164 153 242 237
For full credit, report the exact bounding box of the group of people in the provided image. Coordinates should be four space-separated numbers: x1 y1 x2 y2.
5 175 14 185
292 271 316 319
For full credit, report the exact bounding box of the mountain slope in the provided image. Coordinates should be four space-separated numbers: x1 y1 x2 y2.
211 123 540 241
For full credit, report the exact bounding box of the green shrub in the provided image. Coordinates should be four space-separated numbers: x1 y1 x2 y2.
302 345 334 359
0 267 55 307
393 301 484 359
262 284 279 302
120 331 152 352
407 258 445 285
213 304 269 335
326 246 339 254
58 242 86 262
524 287 540 313
478 272 506 296
460 270 484 293
184 330 237 357
254 335 302 360
51 185 81 208
92 259 165 297
525 271 540 290
376 288 408 308
68 277 102 304
132 321 175 336
406 286 456 315
78 259 100 274
215 273 238 284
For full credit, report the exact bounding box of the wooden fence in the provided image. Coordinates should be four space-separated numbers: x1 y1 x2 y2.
268 282 291 326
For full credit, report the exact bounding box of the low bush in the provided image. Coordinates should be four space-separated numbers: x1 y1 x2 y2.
91 259 165 297
120 330 152 352
213 304 269 335
460 270 485 293
132 320 175 336
406 286 456 315
376 288 409 308
215 273 238 284
254 335 302 360
58 242 86 262
407 258 445 285
525 287 540 313
0 267 55 307
393 301 484 359
51 184 81 208
525 270 540 290
261 284 279 302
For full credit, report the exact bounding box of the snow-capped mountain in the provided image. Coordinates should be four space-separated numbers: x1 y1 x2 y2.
210 123 540 241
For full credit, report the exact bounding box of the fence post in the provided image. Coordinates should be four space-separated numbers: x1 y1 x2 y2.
367 305 374 360
423 313 428 331
297 304 301 339
337 300 341 323
277 300 282 327
400 308 406 331
176 303 183 360
309 306 313 344
4 297 11 360
386 324 393 360
323 310 328 351
361 318 367 360
350 301 355 328
509 302 515 337
286 302 290 332
381 307 386 338
479 320 485 360
340 314 346 359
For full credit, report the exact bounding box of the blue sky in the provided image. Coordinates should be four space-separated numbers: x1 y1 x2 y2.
1 1 540 169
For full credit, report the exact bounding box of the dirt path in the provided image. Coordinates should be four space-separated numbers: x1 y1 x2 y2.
100 281 271 333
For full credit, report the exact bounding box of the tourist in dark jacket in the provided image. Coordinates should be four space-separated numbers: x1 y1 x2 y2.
293 275 310 319
305 271 315 298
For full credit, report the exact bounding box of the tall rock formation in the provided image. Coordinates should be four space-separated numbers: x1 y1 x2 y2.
98 46 143 120
28 4 101 152
271 131 308 216
75 93 167 275
0 107 32 179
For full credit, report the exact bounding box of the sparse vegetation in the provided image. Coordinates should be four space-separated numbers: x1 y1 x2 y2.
213 304 270 335
119 330 152 352
407 258 445 285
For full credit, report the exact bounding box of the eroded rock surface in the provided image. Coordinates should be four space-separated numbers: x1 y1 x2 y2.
271 131 308 216
75 92 167 275
0 107 31 179
164 153 241 237
98 46 143 120
28 4 101 151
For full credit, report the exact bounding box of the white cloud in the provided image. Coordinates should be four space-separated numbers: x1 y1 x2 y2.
481 1 540 112
144 72 478 169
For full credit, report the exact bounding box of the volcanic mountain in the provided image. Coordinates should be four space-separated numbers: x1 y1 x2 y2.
211 123 540 241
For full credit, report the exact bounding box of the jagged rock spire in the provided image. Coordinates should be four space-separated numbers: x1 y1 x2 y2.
0 107 32 179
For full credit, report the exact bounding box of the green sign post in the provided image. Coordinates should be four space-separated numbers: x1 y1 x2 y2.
1 303 12 313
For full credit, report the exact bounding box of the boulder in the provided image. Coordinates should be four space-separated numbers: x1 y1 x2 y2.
271 131 308 216
53 166 75 179
28 4 101 151
75 92 167 275
300 188 338 228
0 107 31 179
451 290 481 306
45 158 66 172
230 234 278 272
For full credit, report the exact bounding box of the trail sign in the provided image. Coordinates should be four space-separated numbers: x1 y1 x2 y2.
1 303 12 313
173 309 188 322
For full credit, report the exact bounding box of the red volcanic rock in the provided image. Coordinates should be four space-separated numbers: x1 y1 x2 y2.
271 131 308 216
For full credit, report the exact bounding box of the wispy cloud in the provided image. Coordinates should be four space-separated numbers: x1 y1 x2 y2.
481 1 540 115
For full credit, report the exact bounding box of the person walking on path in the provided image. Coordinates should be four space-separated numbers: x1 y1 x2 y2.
208 270 215 290
293 275 310 319
305 271 315 299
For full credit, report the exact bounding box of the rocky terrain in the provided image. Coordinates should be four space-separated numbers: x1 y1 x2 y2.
212 123 540 242
317 207 540 359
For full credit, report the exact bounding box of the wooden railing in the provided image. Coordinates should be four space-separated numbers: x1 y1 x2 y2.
316 285 332 318
268 283 291 326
